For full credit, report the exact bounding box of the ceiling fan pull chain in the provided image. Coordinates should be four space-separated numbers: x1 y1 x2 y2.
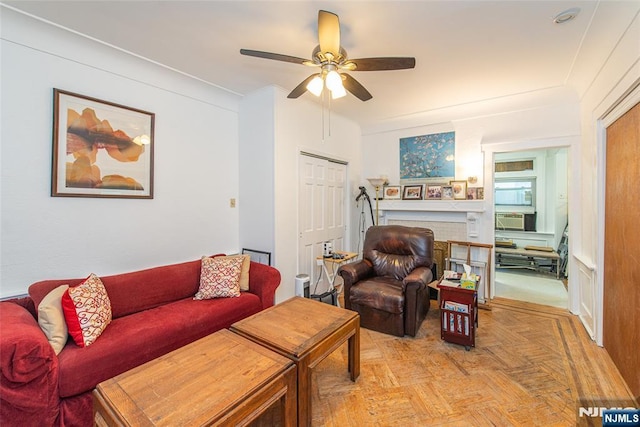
328 94 332 138
321 89 326 141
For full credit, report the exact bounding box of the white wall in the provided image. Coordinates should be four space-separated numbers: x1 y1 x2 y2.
238 87 276 260
1 9 242 297
240 87 362 303
362 97 580 249
579 9 640 344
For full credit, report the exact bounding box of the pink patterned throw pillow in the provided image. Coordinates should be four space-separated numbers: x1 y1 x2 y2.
61 273 112 347
194 255 243 299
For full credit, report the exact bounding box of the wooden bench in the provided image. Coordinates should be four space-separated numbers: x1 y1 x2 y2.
495 246 561 278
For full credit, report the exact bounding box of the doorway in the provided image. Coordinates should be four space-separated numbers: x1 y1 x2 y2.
493 148 569 308
298 153 347 294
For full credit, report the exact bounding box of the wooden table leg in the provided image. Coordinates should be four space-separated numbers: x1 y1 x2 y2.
348 317 360 381
297 358 311 427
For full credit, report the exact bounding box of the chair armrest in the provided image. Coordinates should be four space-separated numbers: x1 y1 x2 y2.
0 301 59 425
338 260 373 285
338 260 373 310
247 262 281 310
403 266 434 290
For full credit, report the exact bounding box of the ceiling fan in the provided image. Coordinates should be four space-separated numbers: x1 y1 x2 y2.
240 10 416 102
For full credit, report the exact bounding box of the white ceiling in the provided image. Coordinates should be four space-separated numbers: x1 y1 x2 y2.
4 1 639 128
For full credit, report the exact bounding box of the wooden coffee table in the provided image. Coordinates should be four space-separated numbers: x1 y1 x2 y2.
230 296 360 427
93 329 297 426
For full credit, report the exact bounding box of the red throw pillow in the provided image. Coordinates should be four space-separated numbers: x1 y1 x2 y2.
61 273 112 347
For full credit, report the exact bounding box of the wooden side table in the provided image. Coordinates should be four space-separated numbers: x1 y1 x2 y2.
230 296 360 427
316 251 358 306
93 329 296 426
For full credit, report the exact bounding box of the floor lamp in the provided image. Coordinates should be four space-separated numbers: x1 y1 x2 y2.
367 178 387 225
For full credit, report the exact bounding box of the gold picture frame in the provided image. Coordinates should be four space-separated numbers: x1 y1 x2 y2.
450 180 467 200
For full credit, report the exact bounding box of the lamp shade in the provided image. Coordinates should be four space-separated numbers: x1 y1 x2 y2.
367 178 386 188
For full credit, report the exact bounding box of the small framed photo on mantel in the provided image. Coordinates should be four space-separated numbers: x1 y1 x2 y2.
426 185 442 200
441 185 454 200
383 185 401 200
402 185 423 200
450 180 467 200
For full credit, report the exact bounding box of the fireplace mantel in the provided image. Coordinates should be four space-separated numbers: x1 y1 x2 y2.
377 200 486 240
377 200 485 213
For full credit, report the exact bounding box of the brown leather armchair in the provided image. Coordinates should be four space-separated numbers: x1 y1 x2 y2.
338 225 434 337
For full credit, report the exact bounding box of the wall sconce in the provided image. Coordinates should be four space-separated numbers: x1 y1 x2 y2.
468 176 478 184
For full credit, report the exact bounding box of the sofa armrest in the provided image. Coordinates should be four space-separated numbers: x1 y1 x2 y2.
0 301 59 426
247 262 281 309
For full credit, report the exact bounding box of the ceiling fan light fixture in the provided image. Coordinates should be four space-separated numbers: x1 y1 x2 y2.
241 10 416 102
325 69 343 92
330 84 347 99
307 75 324 97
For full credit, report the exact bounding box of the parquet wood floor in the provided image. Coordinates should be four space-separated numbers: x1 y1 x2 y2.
310 298 637 426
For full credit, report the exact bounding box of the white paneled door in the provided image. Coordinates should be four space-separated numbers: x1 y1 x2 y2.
298 154 347 294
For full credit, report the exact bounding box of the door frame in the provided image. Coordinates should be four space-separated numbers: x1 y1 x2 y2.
297 150 350 292
595 81 640 346
482 137 579 312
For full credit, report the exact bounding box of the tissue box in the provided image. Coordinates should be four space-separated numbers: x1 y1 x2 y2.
460 273 478 290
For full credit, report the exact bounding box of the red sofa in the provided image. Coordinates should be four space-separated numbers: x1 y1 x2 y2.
0 256 281 427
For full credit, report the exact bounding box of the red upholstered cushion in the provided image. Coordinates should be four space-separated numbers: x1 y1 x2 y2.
0 302 59 426
56 293 262 398
61 274 112 347
29 258 211 320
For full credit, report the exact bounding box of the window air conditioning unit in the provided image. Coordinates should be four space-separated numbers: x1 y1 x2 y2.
496 213 525 231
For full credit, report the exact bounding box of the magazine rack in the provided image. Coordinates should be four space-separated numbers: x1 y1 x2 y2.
438 277 478 351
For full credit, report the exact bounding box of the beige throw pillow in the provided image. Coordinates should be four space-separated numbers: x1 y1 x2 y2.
194 255 244 299
238 254 250 291
38 284 70 355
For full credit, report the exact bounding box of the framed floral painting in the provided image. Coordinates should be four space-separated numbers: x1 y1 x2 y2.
399 131 455 184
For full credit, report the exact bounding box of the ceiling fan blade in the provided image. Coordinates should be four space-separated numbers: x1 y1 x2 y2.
287 74 318 99
318 10 340 58
348 57 416 71
240 49 309 65
342 74 373 101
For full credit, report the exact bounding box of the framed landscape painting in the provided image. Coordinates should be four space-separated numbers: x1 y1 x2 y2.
52 89 155 198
